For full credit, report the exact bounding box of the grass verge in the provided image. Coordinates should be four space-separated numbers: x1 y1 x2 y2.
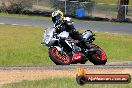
0 24 132 66
0 24 53 66
0 13 51 20
2 78 132 88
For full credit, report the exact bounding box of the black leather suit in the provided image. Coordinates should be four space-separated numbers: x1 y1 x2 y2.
54 19 91 50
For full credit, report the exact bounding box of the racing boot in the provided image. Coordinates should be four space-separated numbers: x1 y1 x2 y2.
80 39 101 56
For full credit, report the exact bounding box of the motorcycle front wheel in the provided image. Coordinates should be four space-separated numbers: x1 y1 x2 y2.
88 44 107 65
48 47 71 65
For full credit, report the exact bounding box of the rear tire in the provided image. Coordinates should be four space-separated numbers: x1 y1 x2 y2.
48 47 71 65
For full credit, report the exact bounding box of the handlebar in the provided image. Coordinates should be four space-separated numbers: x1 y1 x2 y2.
85 30 95 36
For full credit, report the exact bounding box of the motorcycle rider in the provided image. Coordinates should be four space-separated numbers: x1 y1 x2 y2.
50 10 93 53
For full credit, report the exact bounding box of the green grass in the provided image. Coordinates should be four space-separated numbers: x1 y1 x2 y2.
94 32 132 62
0 24 54 66
0 24 132 66
0 13 51 20
2 78 132 88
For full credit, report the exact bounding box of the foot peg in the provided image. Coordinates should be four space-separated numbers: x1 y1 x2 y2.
41 42 45 45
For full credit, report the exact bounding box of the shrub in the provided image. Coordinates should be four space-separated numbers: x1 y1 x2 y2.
0 5 8 13
1 0 33 14
7 2 25 14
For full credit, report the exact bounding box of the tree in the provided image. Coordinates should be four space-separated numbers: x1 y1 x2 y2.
117 0 129 21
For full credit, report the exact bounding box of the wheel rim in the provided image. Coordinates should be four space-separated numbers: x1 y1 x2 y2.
51 48 70 64
92 45 107 60
98 48 107 60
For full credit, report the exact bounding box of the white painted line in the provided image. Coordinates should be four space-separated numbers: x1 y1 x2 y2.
23 25 32 26
12 24 19 26
111 33 119 34
0 23 5 24
0 23 33 27
105 32 109 33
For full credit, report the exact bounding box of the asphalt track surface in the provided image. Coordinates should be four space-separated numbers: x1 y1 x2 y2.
0 64 131 70
0 61 132 70
0 17 132 34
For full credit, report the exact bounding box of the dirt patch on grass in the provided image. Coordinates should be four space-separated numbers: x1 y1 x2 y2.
0 68 131 85
0 70 74 85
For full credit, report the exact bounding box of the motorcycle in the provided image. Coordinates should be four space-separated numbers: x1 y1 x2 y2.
42 26 107 65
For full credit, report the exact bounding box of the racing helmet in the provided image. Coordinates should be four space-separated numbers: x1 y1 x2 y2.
52 10 64 24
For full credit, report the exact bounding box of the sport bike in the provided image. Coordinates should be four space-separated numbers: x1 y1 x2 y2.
42 27 107 65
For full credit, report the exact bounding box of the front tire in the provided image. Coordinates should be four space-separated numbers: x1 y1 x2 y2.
88 44 107 65
48 47 71 65
80 60 87 64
